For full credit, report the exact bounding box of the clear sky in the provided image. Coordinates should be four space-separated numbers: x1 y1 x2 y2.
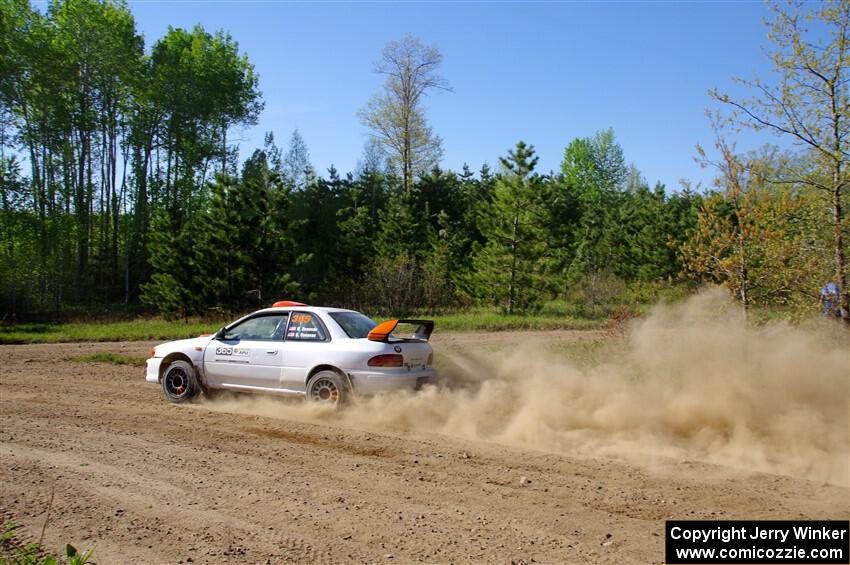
122 0 783 190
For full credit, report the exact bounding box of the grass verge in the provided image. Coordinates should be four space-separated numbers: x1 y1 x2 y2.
1 306 610 345
69 352 147 367
430 313 605 332
0 320 221 345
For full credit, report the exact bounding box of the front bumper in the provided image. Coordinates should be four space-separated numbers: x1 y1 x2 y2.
348 367 438 395
145 357 162 383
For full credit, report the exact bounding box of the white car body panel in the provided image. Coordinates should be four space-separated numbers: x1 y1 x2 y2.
202 338 285 390
145 306 438 398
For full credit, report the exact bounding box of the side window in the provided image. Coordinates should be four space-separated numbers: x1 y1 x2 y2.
224 314 289 341
286 312 328 342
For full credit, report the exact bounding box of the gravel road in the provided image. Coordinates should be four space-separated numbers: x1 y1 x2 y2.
1 334 847 564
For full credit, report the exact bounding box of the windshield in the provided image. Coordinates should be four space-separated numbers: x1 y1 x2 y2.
329 311 377 339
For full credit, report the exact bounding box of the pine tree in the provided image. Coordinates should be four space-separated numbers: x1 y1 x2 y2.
291 167 347 297
139 211 200 319
615 176 671 280
335 182 377 290
471 141 548 314
374 188 426 259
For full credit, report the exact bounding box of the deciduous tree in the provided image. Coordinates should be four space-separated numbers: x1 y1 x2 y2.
358 35 449 193
711 0 850 323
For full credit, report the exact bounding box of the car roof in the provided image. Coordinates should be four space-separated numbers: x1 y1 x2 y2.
253 305 359 316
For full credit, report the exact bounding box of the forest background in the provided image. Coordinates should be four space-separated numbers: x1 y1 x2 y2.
1 0 847 330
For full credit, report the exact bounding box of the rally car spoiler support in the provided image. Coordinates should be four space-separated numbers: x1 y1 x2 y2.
367 319 435 342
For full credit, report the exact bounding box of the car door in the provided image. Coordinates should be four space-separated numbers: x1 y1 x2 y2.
280 311 331 391
204 313 288 390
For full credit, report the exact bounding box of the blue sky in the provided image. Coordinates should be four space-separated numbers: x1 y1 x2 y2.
124 0 783 190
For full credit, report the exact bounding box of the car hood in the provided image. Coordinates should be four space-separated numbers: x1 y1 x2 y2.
154 336 213 357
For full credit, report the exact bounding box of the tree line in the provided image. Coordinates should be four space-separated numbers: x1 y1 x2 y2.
1 0 261 316
1 0 847 323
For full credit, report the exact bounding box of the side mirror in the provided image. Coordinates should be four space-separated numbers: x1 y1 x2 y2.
214 327 226 340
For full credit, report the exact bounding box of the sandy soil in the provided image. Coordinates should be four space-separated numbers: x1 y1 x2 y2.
1 333 847 564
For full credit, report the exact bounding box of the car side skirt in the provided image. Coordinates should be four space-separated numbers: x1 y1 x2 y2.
207 382 306 397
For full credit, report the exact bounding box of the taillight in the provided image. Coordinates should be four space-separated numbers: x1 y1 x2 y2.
427 352 433 366
150 348 156 358
368 354 403 367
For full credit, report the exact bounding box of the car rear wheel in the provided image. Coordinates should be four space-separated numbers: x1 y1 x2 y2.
306 370 346 407
161 360 198 403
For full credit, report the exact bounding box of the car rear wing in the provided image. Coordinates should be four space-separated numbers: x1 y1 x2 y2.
367 319 435 342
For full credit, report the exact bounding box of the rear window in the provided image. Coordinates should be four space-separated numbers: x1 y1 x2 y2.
330 311 378 339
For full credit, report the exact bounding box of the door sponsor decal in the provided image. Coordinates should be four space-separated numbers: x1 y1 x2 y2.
215 346 249 362
215 346 249 356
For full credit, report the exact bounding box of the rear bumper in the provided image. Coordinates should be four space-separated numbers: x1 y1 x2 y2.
348 367 438 395
145 357 162 383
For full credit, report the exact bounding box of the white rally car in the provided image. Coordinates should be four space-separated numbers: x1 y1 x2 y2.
145 301 437 406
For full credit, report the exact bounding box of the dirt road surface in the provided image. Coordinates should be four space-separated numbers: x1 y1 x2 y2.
1 334 848 564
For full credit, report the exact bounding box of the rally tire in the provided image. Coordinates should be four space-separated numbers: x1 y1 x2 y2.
161 360 199 403
306 370 347 407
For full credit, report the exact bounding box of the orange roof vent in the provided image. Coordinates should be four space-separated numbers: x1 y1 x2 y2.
272 300 307 308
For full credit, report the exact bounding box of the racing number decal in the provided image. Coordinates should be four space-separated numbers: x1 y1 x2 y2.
287 313 325 341
215 346 248 357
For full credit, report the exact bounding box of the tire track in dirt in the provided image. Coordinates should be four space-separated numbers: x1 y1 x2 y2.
1 338 848 564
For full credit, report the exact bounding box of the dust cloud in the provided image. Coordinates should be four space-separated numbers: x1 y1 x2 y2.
199 289 850 485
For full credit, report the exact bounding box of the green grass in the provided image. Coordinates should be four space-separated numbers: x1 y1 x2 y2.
0 303 614 345
0 320 222 345
69 352 147 367
430 312 606 332
2 521 93 565
0 315 605 344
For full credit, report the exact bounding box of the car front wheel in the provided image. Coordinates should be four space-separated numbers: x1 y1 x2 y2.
306 370 346 407
161 360 198 403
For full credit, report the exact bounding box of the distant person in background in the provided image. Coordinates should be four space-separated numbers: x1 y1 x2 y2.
819 281 841 318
